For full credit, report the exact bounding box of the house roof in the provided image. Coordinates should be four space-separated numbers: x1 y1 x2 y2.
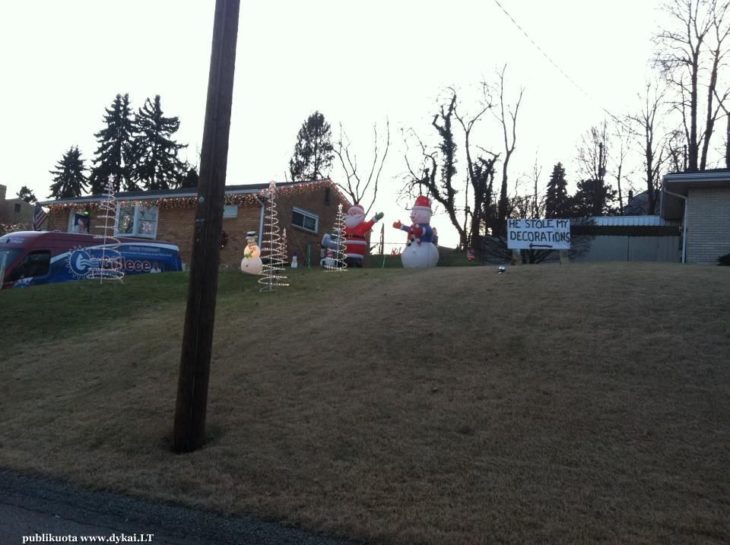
661 169 730 219
622 190 660 215
589 215 675 227
38 179 338 206
663 169 730 194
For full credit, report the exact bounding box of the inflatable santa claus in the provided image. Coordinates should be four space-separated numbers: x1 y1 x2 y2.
343 204 384 267
393 195 439 268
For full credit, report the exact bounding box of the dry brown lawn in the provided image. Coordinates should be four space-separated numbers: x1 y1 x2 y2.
1 263 728 544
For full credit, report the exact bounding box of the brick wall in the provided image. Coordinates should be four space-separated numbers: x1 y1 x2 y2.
686 187 730 264
47 204 261 269
44 182 352 269
275 184 350 267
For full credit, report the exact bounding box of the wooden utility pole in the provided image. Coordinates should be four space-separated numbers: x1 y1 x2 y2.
173 0 240 453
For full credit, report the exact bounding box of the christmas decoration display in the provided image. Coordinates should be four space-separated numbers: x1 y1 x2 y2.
47 180 345 213
393 195 439 268
258 181 289 292
86 178 125 282
321 203 348 271
343 204 384 268
240 230 263 275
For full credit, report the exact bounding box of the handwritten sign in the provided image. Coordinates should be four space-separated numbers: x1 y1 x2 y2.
507 219 571 250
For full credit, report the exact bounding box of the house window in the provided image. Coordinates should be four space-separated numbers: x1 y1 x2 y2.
292 207 319 233
116 204 158 239
67 210 91 233
223 205 238 219
14 203 21 213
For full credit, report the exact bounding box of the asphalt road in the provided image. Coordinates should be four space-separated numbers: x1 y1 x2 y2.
0 469 362 545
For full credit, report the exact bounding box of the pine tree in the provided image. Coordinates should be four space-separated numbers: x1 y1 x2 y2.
179 166 199 188
49 146 88 198
89 94 137 194
545 163 570 218
16 186 37 204
570 179 618 217
289 111 334 181
134 95 187 190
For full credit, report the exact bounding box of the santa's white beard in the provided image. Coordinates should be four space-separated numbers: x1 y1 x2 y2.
345 215 365 228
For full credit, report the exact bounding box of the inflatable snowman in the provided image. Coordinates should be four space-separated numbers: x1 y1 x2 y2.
240 231 263 275
393 195 439 268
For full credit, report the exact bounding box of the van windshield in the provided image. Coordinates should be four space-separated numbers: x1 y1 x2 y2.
0 249 22 282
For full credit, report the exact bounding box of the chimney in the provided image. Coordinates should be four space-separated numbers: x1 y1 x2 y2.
0 184 6 202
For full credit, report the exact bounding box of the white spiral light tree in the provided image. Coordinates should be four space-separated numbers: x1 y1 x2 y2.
324 203 348 272
258 181 289 292
87 178 125 283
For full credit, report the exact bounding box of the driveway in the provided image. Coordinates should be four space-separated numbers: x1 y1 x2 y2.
0 469 362 545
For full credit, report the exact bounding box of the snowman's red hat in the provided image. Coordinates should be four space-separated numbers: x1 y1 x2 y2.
348 204 365 216
411 195 432 213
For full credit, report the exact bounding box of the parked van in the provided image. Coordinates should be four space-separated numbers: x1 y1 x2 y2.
0 231 182 289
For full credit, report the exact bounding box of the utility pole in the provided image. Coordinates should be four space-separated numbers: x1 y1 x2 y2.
173 0 240 453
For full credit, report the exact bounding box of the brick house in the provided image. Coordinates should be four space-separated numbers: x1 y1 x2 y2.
40 179 350 268
662 170 730 264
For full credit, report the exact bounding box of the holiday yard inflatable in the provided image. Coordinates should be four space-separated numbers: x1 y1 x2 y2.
342 204 384 268
393 195 439 268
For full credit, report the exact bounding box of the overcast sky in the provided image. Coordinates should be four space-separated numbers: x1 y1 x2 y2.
0 0 666 247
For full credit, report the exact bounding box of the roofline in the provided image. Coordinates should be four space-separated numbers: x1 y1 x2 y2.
38 179 337 206
663 170 730 183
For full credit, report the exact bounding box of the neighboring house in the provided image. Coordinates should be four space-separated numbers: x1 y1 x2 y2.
623 189 660 216
661 169 730 264
571 215 681 262
40 179 350 269
0 184 34 230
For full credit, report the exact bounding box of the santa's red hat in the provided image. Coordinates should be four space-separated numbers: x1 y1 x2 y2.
348 204 365 216
412 195 432 213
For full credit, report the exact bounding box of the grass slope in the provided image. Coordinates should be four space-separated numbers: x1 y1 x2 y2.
1 264 728 545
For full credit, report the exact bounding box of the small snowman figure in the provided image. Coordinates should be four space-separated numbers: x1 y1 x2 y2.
240 230 263 275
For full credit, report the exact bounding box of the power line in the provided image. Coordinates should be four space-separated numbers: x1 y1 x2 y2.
491 0 632 131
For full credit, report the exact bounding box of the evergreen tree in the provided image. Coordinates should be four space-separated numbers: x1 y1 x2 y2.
16 185 37 204
134 95 188 190
179 165 199 188
89 94 137 194
289 111 334 181
545 162 570 218
48 146 88 198
570 178 617 217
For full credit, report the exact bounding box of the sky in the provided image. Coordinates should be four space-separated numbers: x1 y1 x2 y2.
0 0 666 248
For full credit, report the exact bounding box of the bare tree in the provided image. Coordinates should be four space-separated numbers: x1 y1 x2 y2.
402 91 468 248
611 120 633 214
577 121 609 183
491 66 524 237
528 155 544 219
629 82 671 214
713 87 730 165
667 128 689 171
576 121 622 216
454 88 496 252
655 0 730 170
402 71 523 250
334 121 390 215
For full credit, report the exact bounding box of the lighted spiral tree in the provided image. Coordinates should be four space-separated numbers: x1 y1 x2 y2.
324 203 348 272
258 181 289 292
87 177 125 283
